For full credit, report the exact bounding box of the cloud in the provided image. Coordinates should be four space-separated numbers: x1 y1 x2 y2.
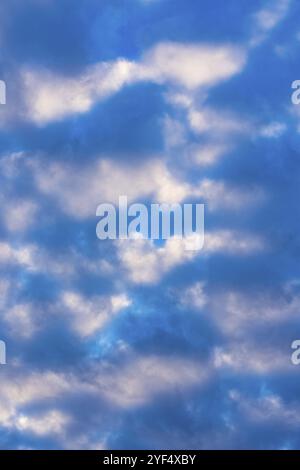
117 230 264 284
117 236 198 284
165 95 252 169
189 143 230 167
61 291 131 337
0 370 74 427
197 179 266 211
230 391 300 428
22 42 246 125
179 282 208 310
95 355 209 408
30 155 265 220
4 303 39 339
214 343 290 374
31 158 191 219
23 59 137 125
255 0 290 32
204 230 265 255
188 107 250 137
1 282 131 339
260 122 287 138
15 410 70 437
141 42 246 90
0 241 37 270
2 199 38 233
210 282 300 336
251 0 291 46
0 354 210 438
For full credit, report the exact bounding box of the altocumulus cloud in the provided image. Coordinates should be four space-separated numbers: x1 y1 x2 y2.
0 0 299 451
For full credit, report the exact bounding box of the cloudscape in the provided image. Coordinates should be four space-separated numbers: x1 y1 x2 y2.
0 0 300 450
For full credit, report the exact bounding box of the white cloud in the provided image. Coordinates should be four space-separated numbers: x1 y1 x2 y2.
0 278 10 308
255 0 290 31
214 343 290 374
163 115 187 149
2 199 38 233
142 42 245 90
204 230 265 255
260 121 287 138
0 370 74 426
15 410 70 437
0 354 210 434
0 238 114 282
188 107 250 136
30 156 265 220
230 391 300 427
32 158 191 219
117 236 199 284
61 291 131 337
0 241 37 269
251 0 291 46
0 227 264 289
210 282 300 336
190 143 230 167
2 287 131 339
179 282 208 310
23 59 137 125
96 355 208 408
0 151 27 179
117 230 264 284
4 303 38 339
196 179 266 211
22 42 246 125
166 96 252 169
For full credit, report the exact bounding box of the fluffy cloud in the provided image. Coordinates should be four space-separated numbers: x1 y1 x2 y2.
197 179 266 211
254 0 291 33
141 42 245 90
4 303 39 339
251 0 291 46
165 95 252 170
260 121 287 138
2 199 38 233
0 237 113 281
204 230 265 255
22 42 246 125
189 143 230 167
0 370 73 427
210 282 300 336
179 282 208 310
23 59 137 125
29 155 265 220
61 291 131 337
15 410 70 437
95 355 209 408
31 158 191 218
0 354 210 438
117 236 198 284
214 343 290 374
188 107 250 137
230 391 300 428
117 230 264 284
0 241 37 269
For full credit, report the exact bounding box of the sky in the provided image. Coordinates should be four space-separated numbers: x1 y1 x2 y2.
0 0 300 450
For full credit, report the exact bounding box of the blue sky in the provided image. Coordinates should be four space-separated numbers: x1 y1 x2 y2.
0 0 300 450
